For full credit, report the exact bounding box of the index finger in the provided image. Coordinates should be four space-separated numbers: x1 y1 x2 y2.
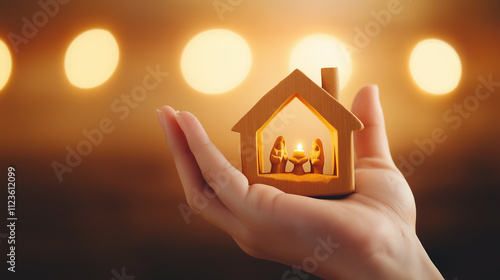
175 110 250 213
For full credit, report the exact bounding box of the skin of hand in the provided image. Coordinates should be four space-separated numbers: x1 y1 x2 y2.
157 85 443 279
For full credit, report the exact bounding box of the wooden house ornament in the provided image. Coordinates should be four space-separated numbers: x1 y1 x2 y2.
232 68 363 196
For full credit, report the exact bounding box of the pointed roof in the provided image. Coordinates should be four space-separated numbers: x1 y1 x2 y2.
232 69 363 133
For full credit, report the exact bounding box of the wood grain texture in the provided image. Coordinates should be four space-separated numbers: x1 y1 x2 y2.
321 67 340 101
232 68 363 196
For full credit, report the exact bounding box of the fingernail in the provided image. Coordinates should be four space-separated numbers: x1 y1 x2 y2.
367 84 380 99
175 111 186 132
156 108 167 131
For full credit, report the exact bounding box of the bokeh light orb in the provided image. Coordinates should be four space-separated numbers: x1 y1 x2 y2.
181 29 252 94
0 40 12 91
410 39 462 95
290 34 352 89
65 29 119 89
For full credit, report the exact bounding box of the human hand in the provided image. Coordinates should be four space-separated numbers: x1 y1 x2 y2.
157 85 443 279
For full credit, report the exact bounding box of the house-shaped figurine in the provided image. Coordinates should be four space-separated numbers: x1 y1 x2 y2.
232 68 363 196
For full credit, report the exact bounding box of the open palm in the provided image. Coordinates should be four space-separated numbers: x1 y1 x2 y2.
157 85 442 279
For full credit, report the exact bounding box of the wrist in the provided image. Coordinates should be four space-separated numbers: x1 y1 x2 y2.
315 228 443 280
362 229 444 280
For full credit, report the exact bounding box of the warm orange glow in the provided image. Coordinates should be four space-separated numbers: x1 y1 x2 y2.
259 97 336 175
65 29 120 89
181 29 252 94
292 142 306 162
410 39 461 95
290 34 352 89
0 40 12 91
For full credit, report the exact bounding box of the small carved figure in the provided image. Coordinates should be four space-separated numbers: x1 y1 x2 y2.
270 136 288 173
309 138 324 174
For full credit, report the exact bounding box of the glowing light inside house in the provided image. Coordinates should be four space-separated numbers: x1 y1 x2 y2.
181 29 252 94
410 39 462 95
0 40 12 91
290 34 352 89
65 29 120 89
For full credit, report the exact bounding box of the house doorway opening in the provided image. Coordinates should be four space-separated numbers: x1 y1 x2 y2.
257 94 338 176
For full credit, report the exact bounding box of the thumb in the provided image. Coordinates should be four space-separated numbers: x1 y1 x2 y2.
351 85 395 166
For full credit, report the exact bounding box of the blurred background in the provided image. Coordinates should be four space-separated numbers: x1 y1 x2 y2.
1 0 499 279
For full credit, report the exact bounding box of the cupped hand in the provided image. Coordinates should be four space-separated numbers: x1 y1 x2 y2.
157 85 443 279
